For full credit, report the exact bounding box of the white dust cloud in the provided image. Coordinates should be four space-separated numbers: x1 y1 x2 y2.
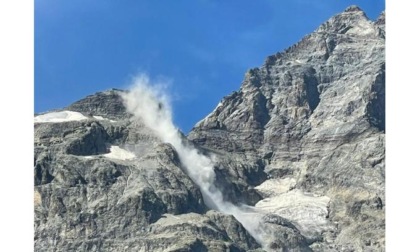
121 74 273 247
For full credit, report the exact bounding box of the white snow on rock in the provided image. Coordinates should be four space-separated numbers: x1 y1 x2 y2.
93 115 105 120
83 146 136 160
253 177 333 239
34 111 88 123
103 146 136 160
255 178 296 197
93 115 117 122
255 189 332 240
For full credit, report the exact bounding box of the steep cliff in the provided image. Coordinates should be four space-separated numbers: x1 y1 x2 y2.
189 6 385 251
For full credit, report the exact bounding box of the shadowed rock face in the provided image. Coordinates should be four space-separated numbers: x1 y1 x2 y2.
34 6 385 252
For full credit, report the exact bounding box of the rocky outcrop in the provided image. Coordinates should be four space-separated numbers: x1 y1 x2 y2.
35 6 385 252
65 89 130 120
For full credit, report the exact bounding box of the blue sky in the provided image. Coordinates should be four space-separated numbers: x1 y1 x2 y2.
35 0 385 133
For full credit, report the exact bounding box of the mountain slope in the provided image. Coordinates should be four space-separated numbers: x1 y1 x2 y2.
189 5 385 251
34 6 385 252
34 89 261 251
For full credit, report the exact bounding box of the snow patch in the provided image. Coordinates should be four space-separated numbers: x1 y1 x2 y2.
103 146 136 160
93 115 117 123
93 115 105 120
34 111 88 123
255 178 296 197
255 190 332 240
83 146 136 160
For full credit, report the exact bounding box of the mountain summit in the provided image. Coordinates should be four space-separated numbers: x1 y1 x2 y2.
35 6 385 252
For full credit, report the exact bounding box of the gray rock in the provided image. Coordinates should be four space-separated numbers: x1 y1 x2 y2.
189 5 385 252
65 89 131 120
34 5 385 252
34 94 259 251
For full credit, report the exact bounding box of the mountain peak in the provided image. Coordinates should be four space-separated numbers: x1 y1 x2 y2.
65 89 130 120
376 11 385 25
344 5 363 13
311 5 374 37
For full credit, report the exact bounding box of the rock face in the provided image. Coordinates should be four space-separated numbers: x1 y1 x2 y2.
35 90 261 251
189 5 385 251
34 6 385 252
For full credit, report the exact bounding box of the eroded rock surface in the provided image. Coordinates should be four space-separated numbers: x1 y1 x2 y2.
34 90 260 251
35 6 385 252
189 6 385 251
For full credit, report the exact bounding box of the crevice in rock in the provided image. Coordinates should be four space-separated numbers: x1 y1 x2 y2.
253 91 271 129
366 65 385 132
325 36 337 54
34 161 55 186
303 69 321 113
212 165 263 206
65 122 109 156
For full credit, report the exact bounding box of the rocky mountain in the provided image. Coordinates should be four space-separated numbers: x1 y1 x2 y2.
34 6 385 252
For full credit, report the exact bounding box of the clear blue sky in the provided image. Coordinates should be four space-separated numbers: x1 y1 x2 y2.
35 0 385 133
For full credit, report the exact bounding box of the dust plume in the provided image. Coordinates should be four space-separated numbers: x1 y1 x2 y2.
122 74 272 247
